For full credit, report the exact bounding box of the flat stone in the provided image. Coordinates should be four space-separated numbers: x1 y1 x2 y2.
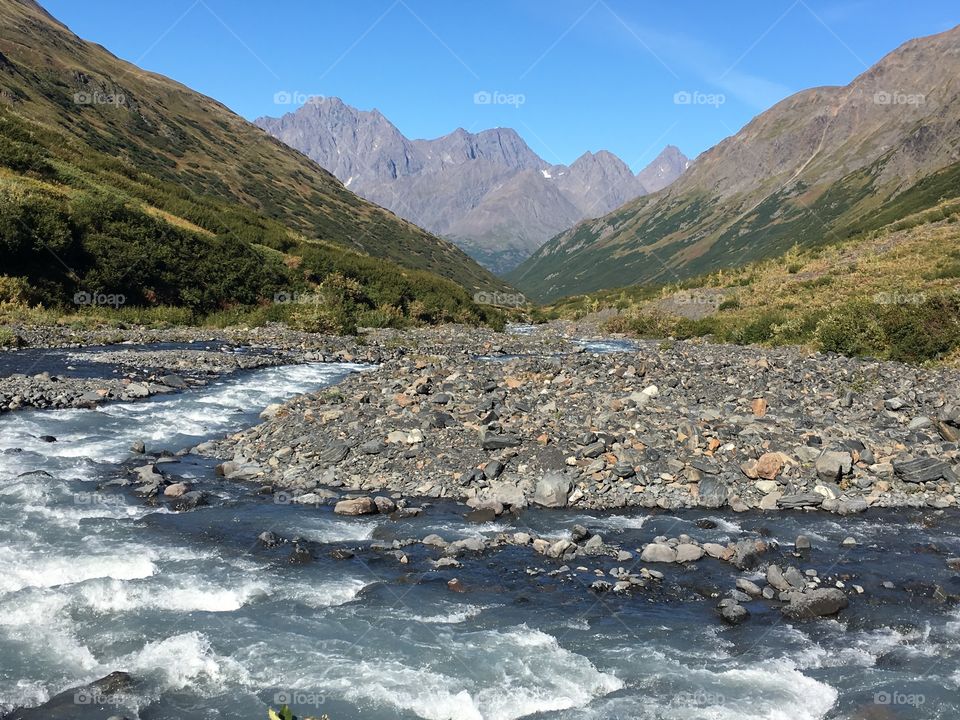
893 457 954 484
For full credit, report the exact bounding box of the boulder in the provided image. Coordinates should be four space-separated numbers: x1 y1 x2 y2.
698 476 728 509
778 492 824 509
730 539 767 570
755 452 784 480
481 430 522 450
703 542 731 560
675 544 704 563
719 603 749 625
533 471 572 508
781 588 849 619
815 451 852 481
640 543 677 563
373 496 397 514
334 497 378 515
767 565 791 592
893 457 955 484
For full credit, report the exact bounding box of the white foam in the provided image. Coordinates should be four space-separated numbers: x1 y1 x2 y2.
78 577 268 614
675 659 837 720
0 679 50 716
0 592 101 673
125 631 250 694
409 604 486 625
284 578 369 608
702 515 743 534
292 519 378 544
0 550 156 594
590 514 649 531
330 626 623 720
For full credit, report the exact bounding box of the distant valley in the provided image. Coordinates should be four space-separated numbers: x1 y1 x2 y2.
256 98 688 273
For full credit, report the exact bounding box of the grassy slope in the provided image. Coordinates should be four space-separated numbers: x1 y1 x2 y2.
0 0 509 294
510 157 960 302
547 201 960 364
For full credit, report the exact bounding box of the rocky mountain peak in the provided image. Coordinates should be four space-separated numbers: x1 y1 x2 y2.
255 97 688 273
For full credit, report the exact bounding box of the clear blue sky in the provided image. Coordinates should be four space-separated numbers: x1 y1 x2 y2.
43 0 958 171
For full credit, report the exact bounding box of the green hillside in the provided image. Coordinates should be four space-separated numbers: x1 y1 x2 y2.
0 0 509 329
509 25 960 302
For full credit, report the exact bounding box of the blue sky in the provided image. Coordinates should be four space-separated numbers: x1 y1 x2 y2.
44 0 958 171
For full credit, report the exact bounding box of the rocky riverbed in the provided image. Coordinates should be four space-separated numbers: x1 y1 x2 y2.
186 323 960 516
3 329 960 720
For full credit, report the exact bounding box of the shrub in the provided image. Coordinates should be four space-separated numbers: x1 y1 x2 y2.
734 311 788 345
883 296 960 363
815 301 886 357
0 327 19 347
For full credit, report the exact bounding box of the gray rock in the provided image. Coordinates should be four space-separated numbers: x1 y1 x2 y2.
640 543 677 563
533 471 572 508
481 430 521 450
781 588 849 619
730 539 766 570
697 476 728 509
783 566 807 590
675 544 704 563
334 496 377 515
719 603 749 625
766 564 791 592
815 451 852 481
893 457 955 484
778 492 824 509
837 498 868 515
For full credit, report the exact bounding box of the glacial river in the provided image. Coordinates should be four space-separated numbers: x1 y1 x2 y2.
0 350 958 719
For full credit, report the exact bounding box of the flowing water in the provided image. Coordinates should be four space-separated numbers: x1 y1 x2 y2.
0 353 958 719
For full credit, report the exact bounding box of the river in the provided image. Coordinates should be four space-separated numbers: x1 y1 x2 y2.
0 347 958 719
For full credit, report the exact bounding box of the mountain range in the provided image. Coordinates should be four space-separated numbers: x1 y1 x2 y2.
255 99 688 273
509 24 960 301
